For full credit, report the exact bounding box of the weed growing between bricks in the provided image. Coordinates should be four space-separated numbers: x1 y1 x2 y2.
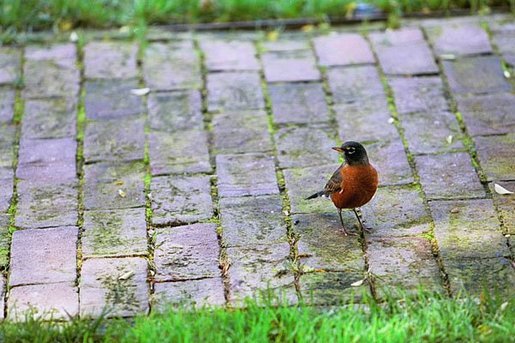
75 34 87 295
194 38 231 303
366 34 452 295
309 36 377 298
255 39 302 299
3 48 25 318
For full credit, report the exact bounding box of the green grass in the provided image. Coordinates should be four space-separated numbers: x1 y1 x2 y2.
0 0 512 34
0 291 513 342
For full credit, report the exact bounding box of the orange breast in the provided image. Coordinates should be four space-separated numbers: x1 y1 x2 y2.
330 164 378 209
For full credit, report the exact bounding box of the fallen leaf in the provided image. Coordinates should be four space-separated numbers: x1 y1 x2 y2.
267 30 279 42
118 189 127 198
446 135 453 144
301 265 315 273
440 54 456 60
59 20 73 32
450 207 460 214
499 302 508 312
494 183 513 195
118 271 134 280
114 180 124 186
131 88 150 96
301 24 314 33
351 279 365 287
69 32 79 42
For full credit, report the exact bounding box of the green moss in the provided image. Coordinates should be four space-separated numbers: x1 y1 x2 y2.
101 274 140 312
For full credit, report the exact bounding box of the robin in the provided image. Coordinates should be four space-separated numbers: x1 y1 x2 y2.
305 141 378 236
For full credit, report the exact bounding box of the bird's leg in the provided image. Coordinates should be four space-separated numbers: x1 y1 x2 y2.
353 208 372 234
338 208 357 236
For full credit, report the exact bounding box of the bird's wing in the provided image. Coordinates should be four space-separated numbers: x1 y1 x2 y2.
324 165 344 195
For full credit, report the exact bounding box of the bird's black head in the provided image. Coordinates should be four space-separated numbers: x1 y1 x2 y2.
332 141 369 165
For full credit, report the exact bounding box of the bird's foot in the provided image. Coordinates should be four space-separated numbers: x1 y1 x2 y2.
361 226 373 234
341 227 358 236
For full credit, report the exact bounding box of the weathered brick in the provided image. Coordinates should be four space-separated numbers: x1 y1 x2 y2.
151 175 213 226
9 227 77 286
8 283 78 321
25 43 76 68
442 56 510 95
475 133 515 181
85 79 145 119
262 50 320 82
153 278 225 309
314 33 374 66
84 117 145 163
84 41 137 79
334 98 398 143
293 213 364 271
23 44 78 98
443 257 515 296
367 236 443 296
219 195 287 247
207 72 265 111
489 181 515 235
299 271 365 305
15 181 78 229
361 186 431 237
23 59 79 99
388 76 449 115
366 140 413 186
0 88 15 123
226 243 294 302
84 161 145 210
0 47 21 85
430 199 508 259
369 28 438 75
201 40 259 71
283 165 338 214
82 208 147 258
0 167 13 213
426 24 492 56
143 41 201 90
22 98 77 139
80 257 148 318
149 130 211 175
268 83 329 124
456 93 515 136
216 153 279 197
0 124 15 168
327 65 385 104
148 91 203 132
401 111 464 154
17 138 77 183
154 223 220 282
275 126 336 169
415 153 485 199
262 39 309 52
212 110 273 154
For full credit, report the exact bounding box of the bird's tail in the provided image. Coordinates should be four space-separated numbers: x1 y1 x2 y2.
305 191 326 200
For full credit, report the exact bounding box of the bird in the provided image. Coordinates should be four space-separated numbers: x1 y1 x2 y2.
305 141 378 236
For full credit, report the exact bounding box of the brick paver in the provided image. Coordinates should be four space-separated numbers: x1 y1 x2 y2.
2 15 514 318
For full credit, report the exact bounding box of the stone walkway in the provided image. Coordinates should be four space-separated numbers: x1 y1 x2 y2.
0 14 514 320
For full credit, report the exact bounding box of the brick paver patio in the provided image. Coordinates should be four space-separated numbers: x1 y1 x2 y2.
0 14 514 319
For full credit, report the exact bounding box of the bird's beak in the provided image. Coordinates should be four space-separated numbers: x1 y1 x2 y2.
332 147 344 153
